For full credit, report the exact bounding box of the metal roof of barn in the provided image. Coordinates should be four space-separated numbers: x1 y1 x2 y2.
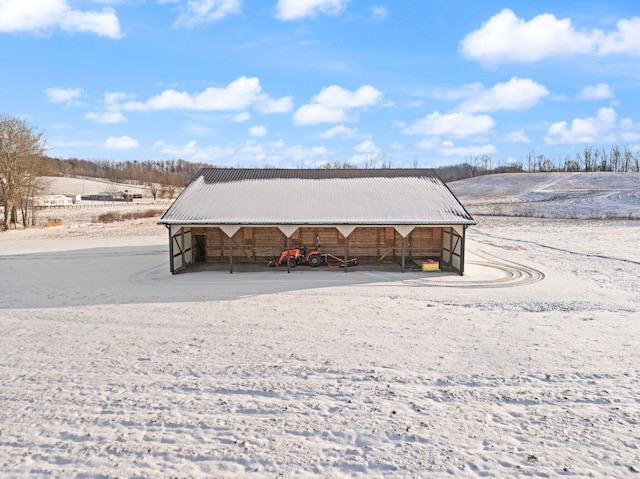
158 168 475 226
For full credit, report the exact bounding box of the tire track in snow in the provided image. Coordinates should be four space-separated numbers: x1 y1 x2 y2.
405 250 545 289
471 230 640 266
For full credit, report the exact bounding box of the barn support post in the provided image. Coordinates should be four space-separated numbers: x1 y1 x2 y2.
449 227 454 269
393 226 414 273
344 236 348 273
335 226 356 273
219 226 241 274
166 225 174 274
229 234 233 274
180 227 186 271
286 236 291 274
460 226 467 276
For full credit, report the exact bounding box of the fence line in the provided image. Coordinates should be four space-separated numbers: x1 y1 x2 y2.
34 200 173 210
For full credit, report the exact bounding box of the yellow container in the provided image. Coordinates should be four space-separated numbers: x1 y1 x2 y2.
421 261 439 271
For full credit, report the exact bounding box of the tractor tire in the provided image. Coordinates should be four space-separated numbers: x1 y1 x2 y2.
307 254 321 267
287 258 297 268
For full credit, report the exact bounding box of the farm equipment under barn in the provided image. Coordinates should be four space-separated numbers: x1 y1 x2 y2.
268 245 358 269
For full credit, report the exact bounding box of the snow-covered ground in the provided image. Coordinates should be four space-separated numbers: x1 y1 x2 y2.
0 173 639 478
450 171 640 219
40 176 151 197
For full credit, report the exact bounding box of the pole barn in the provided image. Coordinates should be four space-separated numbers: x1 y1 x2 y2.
158 168 475 274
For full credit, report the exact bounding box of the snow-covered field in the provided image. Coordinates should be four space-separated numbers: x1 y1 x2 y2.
1 173 639 478
450 172 640 219
40 176 151 197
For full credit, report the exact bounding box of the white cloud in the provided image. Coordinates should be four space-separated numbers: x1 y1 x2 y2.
404 111 495 138
153 140 236 162
461 9 593 64
86 91 132 124
314 85 382 108
249 125 267 136
620 131 640 142
597 17 640 55
61 7 122 38
619 117 640 143
415 138 440 150
505 130 530 143
232 112 251 122
319 124 357 138
432 83 484 101
275 0 349 20
459 77 549 113
546 107 617 144
371 6 387 21
103 135 139 150
421 141 497 157
184 122 215 137
620 118 635 130
173 0 241 27
85 111 127 124
293 85 383 125
353 140 380 154
438 143 497 157
153 138 331 167
284 144 328 163
238 141 328 166
460 9 640 65
578 83 614 100
45 87 84 107
294 104 348 125
256 95 294 114
0 0 122 38
123 77 289 113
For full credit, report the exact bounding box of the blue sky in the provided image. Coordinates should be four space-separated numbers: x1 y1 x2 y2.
2 0 640 168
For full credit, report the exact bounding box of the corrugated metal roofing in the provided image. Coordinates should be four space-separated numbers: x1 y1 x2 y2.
158 168 475 226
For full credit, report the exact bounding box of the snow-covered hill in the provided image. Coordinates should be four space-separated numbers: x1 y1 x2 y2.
41 176 150 196
449 172 640 219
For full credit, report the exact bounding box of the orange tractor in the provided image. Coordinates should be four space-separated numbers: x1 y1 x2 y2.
268 245 322 268
268 245 358 269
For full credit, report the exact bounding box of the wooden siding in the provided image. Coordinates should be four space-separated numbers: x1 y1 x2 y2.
191 226 443 264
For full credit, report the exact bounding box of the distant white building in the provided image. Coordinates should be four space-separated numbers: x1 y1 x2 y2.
32 195 74 207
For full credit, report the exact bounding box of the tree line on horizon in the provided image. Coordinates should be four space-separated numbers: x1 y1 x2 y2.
2 112 639 230
42 157 211 189
44 142 640 186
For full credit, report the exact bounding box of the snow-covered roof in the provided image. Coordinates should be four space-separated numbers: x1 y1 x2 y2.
158 168 475 226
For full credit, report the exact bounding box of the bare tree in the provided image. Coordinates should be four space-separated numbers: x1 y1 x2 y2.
143 169 161 200
0 115 47 230
623 145 638 172
563 155 580 172
610 145 621 172
147 181 159 200
20 173 47 227
480 155 492 174
526 149 535 172
162 184 179 200
582 146 593 172
377 152 392 169
537 154 554 172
